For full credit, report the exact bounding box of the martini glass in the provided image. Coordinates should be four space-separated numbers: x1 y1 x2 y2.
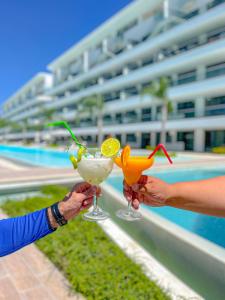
114 149 154 221
114 143 172 221
77 148 114 221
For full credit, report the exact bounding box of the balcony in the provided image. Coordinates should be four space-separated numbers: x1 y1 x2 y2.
124 14 163 43
69 59 83 75
47 3 225 97
107 36 126 54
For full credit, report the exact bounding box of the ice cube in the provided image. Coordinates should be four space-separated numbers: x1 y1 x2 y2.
94 151 102 158
85 152 94 158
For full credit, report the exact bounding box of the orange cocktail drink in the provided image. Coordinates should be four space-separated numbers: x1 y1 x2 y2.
114 143 172 221
114 155 154 186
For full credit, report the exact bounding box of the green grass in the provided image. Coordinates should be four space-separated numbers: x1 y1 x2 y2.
1 185 170 300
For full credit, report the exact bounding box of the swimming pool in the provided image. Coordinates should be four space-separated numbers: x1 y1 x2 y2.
0 144 72 167
0 144 199 167
107 168 225 249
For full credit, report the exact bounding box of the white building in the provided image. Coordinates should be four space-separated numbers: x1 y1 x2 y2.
1 0 225 151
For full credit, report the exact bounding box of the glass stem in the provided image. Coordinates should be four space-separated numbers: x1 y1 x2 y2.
93 187 99 213
127 201 132 215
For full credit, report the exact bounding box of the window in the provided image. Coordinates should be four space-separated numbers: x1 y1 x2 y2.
177 101 195 118
114 69 123 77
177 38 199 53
206 62 225 78
142 57 154 67
141 133 150 148
183 9 199 20
103 115 113 125
124 86 138 96
125 111 138 123
205 95 225 116
80 118 93 127
66 104 77 110
205 130 225 151
127 62 139 71
141 108 151 122
103 91 120 102
207 26 225 43
126 133 137 143
115 113 123 124
177 70 196 85
177 131 194 151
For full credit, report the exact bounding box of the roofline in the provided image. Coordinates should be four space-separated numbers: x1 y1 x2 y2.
48 0 162 71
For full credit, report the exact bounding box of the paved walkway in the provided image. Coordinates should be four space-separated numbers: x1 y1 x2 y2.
0 211 84 300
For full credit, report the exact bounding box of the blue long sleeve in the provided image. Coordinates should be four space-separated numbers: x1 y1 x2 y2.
0 208 55 257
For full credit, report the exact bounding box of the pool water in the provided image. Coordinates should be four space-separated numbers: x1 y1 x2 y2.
0 144 73 167
107 168 225 248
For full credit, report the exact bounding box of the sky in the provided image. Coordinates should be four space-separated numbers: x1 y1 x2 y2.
0 0 132 105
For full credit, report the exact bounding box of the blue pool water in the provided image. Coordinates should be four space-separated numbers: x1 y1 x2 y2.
0 144 72 167
107 168 225 248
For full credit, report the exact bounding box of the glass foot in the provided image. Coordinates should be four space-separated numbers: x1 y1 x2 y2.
83 209 109 222
116 208 141 221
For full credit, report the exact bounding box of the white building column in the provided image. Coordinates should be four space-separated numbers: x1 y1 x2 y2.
123 67 129 75
83 51 89 72
121 133 126 146
136 132 141 148
151 106 157 121
172 102 177 116
170 130 177 144
120 91 126 100
195 97 205 117
197 65 206 81
136 108 142 122
194 128 205 152
98 77 104 85
151 132 157 146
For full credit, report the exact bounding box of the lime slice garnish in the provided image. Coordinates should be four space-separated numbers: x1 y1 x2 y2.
101 138 120 158
77 146 86 162
69 155 78 169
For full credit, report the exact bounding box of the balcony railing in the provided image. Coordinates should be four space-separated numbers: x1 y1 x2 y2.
124 14 163 43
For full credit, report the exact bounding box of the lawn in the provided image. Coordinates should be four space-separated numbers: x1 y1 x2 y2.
1 185 170 300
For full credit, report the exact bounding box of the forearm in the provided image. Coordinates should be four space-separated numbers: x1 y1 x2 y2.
0 208 55 257
167 176 225 217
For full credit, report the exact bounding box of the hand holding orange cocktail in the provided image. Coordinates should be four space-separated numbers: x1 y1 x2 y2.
114 144 172 221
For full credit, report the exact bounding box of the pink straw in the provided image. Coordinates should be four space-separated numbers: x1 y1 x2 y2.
148 144 173 164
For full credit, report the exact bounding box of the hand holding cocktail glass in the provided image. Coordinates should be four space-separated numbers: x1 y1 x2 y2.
48 121 119 221
114 144 173 221
48 121 172 222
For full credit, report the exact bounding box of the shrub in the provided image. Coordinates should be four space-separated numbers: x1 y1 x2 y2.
212 146 225 154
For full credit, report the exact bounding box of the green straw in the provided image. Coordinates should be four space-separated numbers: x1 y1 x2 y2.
47 121 84 149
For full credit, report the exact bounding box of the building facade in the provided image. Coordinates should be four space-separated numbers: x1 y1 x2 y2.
1 0 225 151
